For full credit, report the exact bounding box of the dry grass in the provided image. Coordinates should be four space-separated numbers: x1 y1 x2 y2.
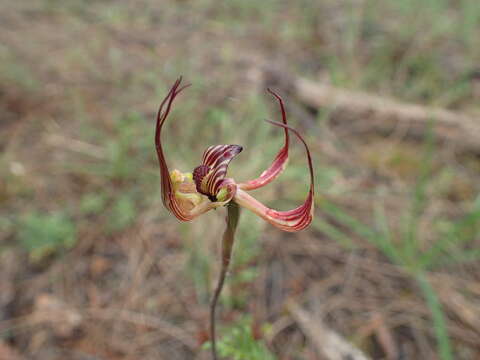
1 1 480 359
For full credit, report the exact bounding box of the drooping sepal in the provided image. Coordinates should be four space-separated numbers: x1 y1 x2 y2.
238 89 289 190
233 121 314 232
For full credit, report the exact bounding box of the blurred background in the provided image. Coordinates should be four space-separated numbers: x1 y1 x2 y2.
1 1 480 359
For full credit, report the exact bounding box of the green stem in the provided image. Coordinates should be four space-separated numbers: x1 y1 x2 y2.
210 201 240 360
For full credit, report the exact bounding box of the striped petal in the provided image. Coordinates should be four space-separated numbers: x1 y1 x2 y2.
233 121 314 232
193 144 242 201
238 89 289 190
155 78 226 221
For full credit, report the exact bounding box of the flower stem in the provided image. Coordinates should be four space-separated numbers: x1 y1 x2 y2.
210 201 240 360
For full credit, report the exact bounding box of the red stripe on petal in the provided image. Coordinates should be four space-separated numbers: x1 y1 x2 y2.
155 77 199 221
197 144 242 197
238 89 289 190
193 165 210 194
234 121 314 232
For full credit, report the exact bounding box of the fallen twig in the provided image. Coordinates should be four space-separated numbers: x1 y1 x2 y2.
262 68 480 153
287 301 370 360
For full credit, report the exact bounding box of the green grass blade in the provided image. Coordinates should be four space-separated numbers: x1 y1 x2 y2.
421 199 480 268
312 218 356 249
402 121 435 265
416 272 453 360
373 197 402 264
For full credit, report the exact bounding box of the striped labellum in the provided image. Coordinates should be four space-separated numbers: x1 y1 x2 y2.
193 145 242 202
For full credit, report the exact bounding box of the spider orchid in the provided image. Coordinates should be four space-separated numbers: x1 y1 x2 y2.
155 77 314 232
155 77 314 360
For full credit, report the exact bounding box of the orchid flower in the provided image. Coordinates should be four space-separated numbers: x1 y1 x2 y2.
155 77 314 359
155 77 314 231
